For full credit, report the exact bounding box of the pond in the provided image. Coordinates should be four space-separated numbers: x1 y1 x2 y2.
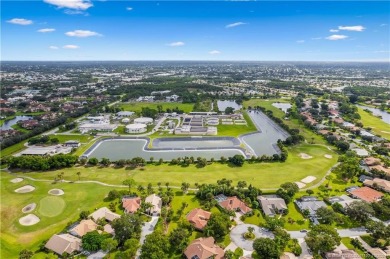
272 102 292 113
83 138 246 161
217 100 242 112
357 105 390 125
0 116 33 130
241 111 290 156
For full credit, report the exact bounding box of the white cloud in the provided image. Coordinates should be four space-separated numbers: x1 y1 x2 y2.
37 28 56 33
167 41 185 47
63 45 80 49
65 30 102 37
226 22 247 28
338 25 365 32
209 50 221 55
126 7 133 11
326 34 348 41
6 18 33 25
64 9 84 15
43 0 92 10
296 40 305 43
49 46 59 49
329 29 339 32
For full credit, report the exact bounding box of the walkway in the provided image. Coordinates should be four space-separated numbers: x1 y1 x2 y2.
136 216 159 258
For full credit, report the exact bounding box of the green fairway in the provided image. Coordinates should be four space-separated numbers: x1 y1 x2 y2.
357 107 390 140
120 102 194 113
38 196 66 217
47 134 94 143
12 144 337 190
0 173 115 258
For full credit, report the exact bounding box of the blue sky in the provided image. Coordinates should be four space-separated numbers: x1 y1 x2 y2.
2 1 389 61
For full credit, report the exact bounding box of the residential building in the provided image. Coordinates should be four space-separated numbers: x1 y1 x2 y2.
257 195 287 217
69 219 98 237
89 207 120 222
184 237 224 259
294 196 327 224
186 208 211 230
216 195 252 214
145 194 162 215
364 178 390 193
122 197 141 214
349 187 384 203
325 249 362 259
45 234 81 255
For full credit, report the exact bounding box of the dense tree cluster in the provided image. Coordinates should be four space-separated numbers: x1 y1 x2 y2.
7 154 78 170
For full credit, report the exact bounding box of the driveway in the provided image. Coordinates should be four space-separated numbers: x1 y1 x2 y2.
297 238 313 259
140 216 159 244
230 224 274 251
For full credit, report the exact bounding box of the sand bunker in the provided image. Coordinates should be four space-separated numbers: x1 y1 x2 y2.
22 203 37 213
10 177 24 183
295 182 306 189
299 153 313 159
324 154 333 159
14 185 35 193
48 189 64 196
301 176 317 184
19 214 40 226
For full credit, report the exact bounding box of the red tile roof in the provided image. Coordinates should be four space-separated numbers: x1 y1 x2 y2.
219 196 252 214
184 237 224 259
122 197 141 213
186 208 211 230
350 187 384 203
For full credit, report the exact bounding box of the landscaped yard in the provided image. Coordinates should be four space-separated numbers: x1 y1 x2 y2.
120 102 194 114
47 134 94 144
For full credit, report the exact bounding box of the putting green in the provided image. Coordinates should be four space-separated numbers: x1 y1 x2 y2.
38 196 66 217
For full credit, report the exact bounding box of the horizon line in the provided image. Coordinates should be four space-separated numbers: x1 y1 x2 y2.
1 60 390 63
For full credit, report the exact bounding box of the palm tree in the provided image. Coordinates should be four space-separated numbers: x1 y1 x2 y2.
122 179 136 193
165 182 169 189
181 182 190 194
76 172 81 181
248 226 255 234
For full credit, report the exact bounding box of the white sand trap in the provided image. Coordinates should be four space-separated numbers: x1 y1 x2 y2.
48 189 64 196
324 154 333 159
10 177 24 183
22 203 37 213
295 182 306 189
19 214 40 226
299 153 313 159
14 185 35 193
301 176 317 184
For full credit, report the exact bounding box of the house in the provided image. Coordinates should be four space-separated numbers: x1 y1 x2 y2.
69 219 99 237
18 119 39 130
328 195 358 209
89 207 120 222
294 196 327 224
103 224 115 235
359 175 373 183
363 157 381 166
368 247 390 259
349 187 384 203
186 208 211 230
145 194 162 215
364 178 390 193
122 197 141 213
216 195 252 214
64 140 81 148
257 195 287 217
369 165 390 176
184 237 224 259
325 249 362 259
45 234 81 255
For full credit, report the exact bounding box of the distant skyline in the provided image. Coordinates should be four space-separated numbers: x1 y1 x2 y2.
2 1 389 62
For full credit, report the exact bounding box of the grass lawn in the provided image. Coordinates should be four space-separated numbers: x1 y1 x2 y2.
120 102 194 114
1 141 28 157
243 209 266 225
341 237 366 256
38 196 66 217
357 107 390 140
217 112 257 137
48 134 94 143
0 172 115 258
13 144 337 190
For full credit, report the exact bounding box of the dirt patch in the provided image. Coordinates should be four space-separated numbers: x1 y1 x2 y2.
324 154 333 159
10 178 24 183
298 153 313 159
19 214 40 226
14 185 35 193
301 176 317 184
48 189 64 196
22 203 37 213
295 182 306 189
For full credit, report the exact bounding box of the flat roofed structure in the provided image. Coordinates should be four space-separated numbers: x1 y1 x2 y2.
125 123 147 133
134 117 153 125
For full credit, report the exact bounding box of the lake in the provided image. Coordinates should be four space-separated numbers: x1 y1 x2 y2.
0 116 33 130
217 100 242 111
272 102 292 113
357 105 390 125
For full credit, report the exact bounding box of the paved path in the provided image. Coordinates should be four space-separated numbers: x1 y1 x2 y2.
288 227 368 239
229 224 274 251
136 216 159 258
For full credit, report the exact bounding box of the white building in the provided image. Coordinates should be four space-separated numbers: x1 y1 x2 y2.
79 123 117 133
121 118 130 124
126 123 147 133
134 117 154 125
117 111 134 117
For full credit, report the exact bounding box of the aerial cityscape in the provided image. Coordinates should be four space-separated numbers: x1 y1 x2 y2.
1 1 390 259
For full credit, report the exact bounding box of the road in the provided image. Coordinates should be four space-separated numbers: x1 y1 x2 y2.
288 227 368 239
